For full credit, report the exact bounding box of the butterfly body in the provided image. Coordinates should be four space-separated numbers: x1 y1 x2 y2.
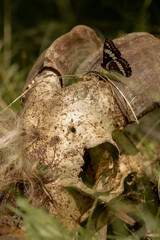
102 39 132 77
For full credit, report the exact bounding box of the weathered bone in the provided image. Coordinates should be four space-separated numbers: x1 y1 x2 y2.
19 25 160 230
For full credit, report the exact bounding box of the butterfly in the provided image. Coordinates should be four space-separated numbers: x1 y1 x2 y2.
101 39 132 77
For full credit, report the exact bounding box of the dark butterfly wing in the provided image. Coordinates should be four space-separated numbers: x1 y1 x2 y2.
117 57 132 77
102 39 132 78
104 39 121 57
103 39 121 66
108 58 132 77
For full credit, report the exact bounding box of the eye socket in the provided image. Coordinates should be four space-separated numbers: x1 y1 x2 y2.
70 126 76 133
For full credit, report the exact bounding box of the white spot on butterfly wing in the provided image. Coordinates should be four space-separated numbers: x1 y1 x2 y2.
114 60 126 76
104 49 117 60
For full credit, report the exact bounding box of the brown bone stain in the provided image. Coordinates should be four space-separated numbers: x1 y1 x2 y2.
50 136 60 147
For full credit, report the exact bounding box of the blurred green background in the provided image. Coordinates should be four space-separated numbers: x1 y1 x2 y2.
0 0 160 109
